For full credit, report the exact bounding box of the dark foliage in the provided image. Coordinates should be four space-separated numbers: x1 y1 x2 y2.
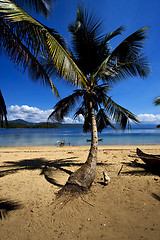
0 90 8 128
48 6 150 133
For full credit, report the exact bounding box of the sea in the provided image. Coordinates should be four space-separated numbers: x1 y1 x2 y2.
0 124 160 147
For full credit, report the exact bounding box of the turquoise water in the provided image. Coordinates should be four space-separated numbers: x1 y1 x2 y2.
0 126 160 147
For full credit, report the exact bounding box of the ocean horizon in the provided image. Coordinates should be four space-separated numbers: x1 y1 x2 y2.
0 124 160 147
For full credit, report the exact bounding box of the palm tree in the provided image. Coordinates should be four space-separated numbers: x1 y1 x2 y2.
0 90 8 128
0 0 86 97
154 97 160 128
48 6 150 191
154 97 160 106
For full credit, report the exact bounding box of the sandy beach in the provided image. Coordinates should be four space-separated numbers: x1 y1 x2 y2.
0 145 160 240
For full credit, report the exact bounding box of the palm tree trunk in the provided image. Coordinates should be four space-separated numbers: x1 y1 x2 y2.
0 90 8 128
1 114 3 128
67 101 98 189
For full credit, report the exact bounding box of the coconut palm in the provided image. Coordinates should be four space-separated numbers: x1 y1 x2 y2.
154 97 160 106
0 90 8 128
154 96 160 128
0 0 86 97
48 6 150 191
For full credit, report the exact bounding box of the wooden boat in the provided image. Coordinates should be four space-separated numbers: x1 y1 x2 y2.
86 138 103 142
137 148 160 167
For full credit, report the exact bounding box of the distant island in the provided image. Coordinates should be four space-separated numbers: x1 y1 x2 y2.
1 119 83 129
1 119 159 129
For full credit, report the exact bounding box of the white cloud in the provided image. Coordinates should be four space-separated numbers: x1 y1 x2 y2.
138 114 160 124
7 105 84 124
8 105 53 123
7 105 159 125
63 115 84 124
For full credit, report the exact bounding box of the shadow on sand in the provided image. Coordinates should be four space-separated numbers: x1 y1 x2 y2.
151 193 160 202
121 160 160 177
0 199 21 219
0 157 110 187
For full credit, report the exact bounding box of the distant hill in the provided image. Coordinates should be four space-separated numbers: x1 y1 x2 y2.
1 119 158 129
55 123 83 128
1 119 58 129
11 119 32 124
1 119 83 129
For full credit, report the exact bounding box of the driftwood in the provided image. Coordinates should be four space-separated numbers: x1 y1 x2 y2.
118 165 123 175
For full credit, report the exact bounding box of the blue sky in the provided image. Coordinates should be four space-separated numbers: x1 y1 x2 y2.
1 0 160 124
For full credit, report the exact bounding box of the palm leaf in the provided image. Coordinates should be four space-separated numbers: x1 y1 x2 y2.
104 97 140 130
0 0 87 86
0 19 59 97
83 112 92 133
0 90 8 127
48 90 84 122
74 105 85 118
110 56 150 81
96 108 116 132
104 26 125 42
94 27 150 84
112 27 148 59
68 5 108 76
154 97 160 106
17 0 53 18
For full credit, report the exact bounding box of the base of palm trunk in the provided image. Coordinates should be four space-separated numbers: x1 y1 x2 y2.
57 162 96 196
57 183 87 197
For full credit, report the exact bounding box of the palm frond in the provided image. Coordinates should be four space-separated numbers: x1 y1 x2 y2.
154 97 160 106
0 0 87 86
105 26 125 42
104 97 140 130
112 27 148 60
0 19 59 97
0 90 7 115
94 27 150 84
0 90 8 127
83 112 92 133
16 0 53 18
68 5 108 75
96 108 116 132
74 104 85 119
48 90 84 122
111 56 150 81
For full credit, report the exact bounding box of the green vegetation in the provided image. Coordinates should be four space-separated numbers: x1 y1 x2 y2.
0 0 86 97
0 119 82 129
0 90 8 128
0 1 151 193
154 97 160 106
1 121 58 129
48 5 150 191
153 97 160 128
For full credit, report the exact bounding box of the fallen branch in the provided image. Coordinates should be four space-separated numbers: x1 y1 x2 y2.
118 165 123 175
80 196 95 207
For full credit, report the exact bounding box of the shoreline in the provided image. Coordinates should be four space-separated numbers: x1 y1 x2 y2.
0 144 160 150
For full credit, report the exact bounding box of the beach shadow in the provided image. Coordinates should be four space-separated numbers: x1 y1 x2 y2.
121 161 160 176
0 157 110 187
41 158 111 187
151 193 160 202
0 158 48 178
0 199 21 219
